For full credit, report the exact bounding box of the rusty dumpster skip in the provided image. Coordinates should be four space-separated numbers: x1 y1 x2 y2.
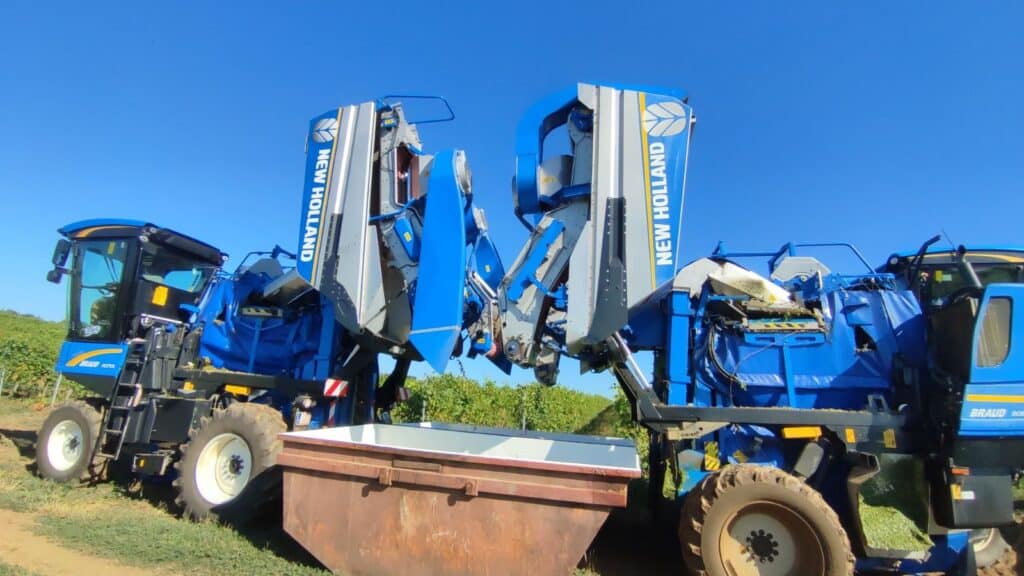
278 422 641 576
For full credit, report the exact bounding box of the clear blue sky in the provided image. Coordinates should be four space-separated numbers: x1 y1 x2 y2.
2 2 1022 395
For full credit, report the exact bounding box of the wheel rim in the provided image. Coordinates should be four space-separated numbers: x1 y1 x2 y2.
46 419 85 472
970 527 1008 567
971 527 998 551
719 501 826 576
195 433 252 505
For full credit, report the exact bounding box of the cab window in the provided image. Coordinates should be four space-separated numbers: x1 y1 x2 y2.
976 297 1012 367
923 264 1021 308
70 240 128 340
140 243 214 294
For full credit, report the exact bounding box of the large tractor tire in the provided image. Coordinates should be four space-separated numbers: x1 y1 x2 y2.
173 402 286 523
976 524 1021 576
35 401 104 483
679 464 855 576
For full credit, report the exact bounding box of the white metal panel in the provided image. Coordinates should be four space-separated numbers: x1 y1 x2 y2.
333 102 381 331
283 423 640 472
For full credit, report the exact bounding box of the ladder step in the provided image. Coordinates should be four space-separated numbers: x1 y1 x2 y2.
104 428 124 435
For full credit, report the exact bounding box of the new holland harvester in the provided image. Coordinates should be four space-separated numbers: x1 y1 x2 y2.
38 83 1022 575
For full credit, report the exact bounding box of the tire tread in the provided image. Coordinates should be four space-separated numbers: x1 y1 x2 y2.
679 464 855 576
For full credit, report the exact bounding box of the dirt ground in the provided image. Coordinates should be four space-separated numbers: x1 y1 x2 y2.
0 508 159 576
0 403 172 576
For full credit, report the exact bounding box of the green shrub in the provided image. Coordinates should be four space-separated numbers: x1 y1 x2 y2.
391 373 613 434
0 310 69 399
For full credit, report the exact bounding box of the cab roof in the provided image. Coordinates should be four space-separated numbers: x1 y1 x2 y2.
59 219 226 265
889 244 1024 259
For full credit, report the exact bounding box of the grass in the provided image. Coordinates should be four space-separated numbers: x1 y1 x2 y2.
0 398 43 421
0 561 40 576
34 509 327 576
0 404 328 576
0 467 328 576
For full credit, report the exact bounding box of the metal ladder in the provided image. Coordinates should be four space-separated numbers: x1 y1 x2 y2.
96 343 146 461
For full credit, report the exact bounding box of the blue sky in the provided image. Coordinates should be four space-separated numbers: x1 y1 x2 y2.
1 2 1022 395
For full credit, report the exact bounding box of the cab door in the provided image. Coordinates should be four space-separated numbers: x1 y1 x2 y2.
55 238 135 395
961 283 1024 437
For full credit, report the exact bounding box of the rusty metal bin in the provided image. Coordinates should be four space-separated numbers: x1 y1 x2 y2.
278 423 640 576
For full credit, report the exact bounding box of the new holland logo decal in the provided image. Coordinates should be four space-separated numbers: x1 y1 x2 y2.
639 93 693 288
311 117 338 143
643 101 689 137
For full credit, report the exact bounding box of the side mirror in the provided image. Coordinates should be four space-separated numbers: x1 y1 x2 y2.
52 239 71 267
46 268 64 284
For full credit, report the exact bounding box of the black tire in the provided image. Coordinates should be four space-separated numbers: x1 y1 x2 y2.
173 402 286 523
35 401 104 483
679 464 855 576
973 528 1012 572
977 522 1022 576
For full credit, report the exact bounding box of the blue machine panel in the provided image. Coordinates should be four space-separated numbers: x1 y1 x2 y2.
297 109 342 284
56 341 127 378
408 150 468 373
393 216 420 261
694 289 925 411
638 91 694 287
960 284 1024 436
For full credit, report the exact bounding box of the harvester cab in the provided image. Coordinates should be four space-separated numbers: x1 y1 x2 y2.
884 241 1024 313
37 94 509 523
46 219 225 394
884 241 1024 531
42 216 393 520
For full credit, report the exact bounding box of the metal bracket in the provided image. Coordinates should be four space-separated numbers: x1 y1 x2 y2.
666 421 728 441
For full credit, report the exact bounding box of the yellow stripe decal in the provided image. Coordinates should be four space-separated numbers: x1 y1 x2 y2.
967 252 1024 263
639 92 656 288
966 394 1024 404
66 348 123 367
924 252 1024 263
310 107 344 281
73 225 127 238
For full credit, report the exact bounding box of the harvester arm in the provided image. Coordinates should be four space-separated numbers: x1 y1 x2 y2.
470 83 696 383
294 98 502 373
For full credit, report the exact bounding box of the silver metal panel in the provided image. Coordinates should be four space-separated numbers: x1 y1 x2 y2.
567 84 651 351
619 91 656 308
282 422 640 471
565 85 613 350
360 226 387 333
332 102 380 332
499 200 589 367
261 269 313 306
565 219 593 352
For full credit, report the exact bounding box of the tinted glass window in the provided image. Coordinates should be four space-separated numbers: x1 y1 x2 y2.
72 240 128 340
923 264 1020 308
976 297 1011 367
140 243 214 294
